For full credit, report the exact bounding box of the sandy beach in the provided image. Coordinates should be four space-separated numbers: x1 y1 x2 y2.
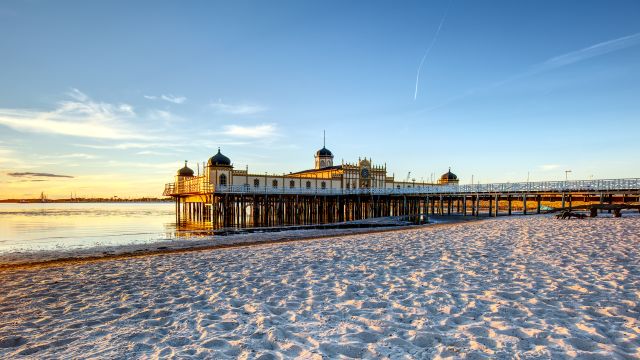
1 214 639 359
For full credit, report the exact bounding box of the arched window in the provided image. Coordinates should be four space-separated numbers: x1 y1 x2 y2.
272 179 278 188
306 181 311 189
219 174 227 186
289 180 295 188
320 160 325 167
254 179 260 188
397 185 401 189
321 181 326 189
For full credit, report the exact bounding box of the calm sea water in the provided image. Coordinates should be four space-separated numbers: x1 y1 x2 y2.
0 202 191 254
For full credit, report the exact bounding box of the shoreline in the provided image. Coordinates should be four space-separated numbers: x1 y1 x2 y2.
0 216 484 272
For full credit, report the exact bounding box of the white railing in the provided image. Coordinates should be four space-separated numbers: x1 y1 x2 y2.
165 178 640 196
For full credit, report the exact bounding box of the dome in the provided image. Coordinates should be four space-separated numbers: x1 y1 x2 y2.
177 161 194 176
316 147 333 157
440 168 458 181
208 148 231 167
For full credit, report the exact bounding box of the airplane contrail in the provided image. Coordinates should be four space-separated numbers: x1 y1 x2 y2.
414 1 452 100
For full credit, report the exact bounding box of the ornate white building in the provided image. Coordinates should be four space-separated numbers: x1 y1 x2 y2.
171 145 457 194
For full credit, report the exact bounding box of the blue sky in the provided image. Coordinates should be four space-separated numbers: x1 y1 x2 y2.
1 0 639 198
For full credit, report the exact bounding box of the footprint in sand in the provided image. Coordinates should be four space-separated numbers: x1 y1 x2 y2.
202 339 228 349
0 336 27 349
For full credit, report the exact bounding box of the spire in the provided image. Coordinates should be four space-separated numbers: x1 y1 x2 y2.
323 130 326 148
185 160 188 167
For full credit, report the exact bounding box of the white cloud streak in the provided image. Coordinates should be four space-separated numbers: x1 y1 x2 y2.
540 32 640 70
75 142 178 150
144 94 187 104
0 89 150 140
414 0 451 100
419 31 640 113
210 100 266 115
38 153 98 160
222 124 277 139
539 164 561 171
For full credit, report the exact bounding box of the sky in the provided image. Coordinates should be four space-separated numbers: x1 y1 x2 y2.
1 0 639 198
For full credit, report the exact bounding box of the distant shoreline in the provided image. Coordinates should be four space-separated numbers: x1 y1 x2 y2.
0 199 172 203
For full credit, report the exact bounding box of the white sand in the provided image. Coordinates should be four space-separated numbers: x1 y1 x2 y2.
0 215 639 359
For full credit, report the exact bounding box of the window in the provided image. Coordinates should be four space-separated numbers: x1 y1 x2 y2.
289 180 295 188
306 181 311 189
254 179 260 188
321 181 326 189
219 174 227 186
272 179 278 188
346 183 350 189
397 185 401 189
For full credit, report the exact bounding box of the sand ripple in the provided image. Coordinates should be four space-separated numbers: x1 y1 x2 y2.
1 215 639 358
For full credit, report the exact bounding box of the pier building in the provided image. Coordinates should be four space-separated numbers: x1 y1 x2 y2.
164 144 453 227
164 146 640 229
171 145 442 194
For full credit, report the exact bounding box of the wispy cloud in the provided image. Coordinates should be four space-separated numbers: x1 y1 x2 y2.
0 89 150 140
8 172 74 178
38 153 98 160
497 32 640 87
540 32 640 71
136 150 172 156
414 0 451 100
539 164 561 171
144 94 187 104
222 124 277 139
419 32 640 113
75 142 179 150
210 99 266 115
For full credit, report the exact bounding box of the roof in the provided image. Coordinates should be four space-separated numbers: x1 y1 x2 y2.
315 147 333 157
208 148 231 167
177 161 194 176
290 165 343 175
440 169 458 180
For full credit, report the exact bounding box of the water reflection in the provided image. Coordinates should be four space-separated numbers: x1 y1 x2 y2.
0 203 212 254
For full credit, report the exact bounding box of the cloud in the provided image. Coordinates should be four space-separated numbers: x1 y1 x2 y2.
136 150 171 156
75 142 179 150
8 172 74 178
210 100 266 115
418 32 640 113
500 32 640 86
221 124 277 139
539 164 561 171
38 153 98 160
144 94 186 104
0 89 150 140
540 32 640 70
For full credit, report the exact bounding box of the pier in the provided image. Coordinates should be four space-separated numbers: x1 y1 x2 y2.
164 178 640 228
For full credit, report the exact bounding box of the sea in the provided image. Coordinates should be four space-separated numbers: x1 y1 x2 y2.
0 202 186 254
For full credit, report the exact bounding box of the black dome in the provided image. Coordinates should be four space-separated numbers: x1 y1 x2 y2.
440 168 458 181
208 148 231 166
177 161 194 176
316 147 333 157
